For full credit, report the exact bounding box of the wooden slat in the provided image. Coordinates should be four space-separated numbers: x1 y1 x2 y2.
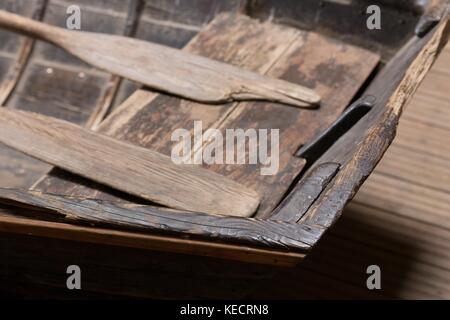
112 0 244 107
33 13 305 202
0 9 320 108
252 200 450 299
375 144 450 192
202 31 380 216
0 0 51 190
395 119 450 160
0 0 46 105
0 108 260 217
0 188 320 250
34 13 380 217
6 0 134 123
84 0 143 130
404 94 450 131
249 44 450 299
0 213 304 266
0 0 141 190
354 173 450 228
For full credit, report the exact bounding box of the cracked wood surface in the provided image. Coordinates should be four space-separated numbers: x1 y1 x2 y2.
0 108 260 217
0 10 320 108
34 13 380 217
0 188 319 250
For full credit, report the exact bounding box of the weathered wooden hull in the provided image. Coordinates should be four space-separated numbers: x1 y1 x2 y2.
0 0 448 298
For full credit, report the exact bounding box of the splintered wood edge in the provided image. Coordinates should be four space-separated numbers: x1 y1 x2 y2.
0 188 318 251
0 10 320 108
301 18 450 232
0 108 261 217
0 12 446 265
0 214 305 267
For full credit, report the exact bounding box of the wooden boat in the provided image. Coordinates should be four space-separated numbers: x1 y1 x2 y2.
0 0 448 298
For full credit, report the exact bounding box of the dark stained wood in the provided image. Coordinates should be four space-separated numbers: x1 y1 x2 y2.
246 0 422 61
0 210 305 266
270 163 340 223
0 0 47 105
0 10 320 108
6 0 134 123
0 0 52 190
300 17 450 231
0 188 320 250
0 1 140 191
205 31 379 217
0 108 260 217
84 0 143 130
0 231 276 299
33 13 305 200
34 13 380 219
0 145 50 189
415 0 449 37
0 0 447 271
112 0 245 107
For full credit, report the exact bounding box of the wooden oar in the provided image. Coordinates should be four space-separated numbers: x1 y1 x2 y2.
0 10 320 108
0 108 261 217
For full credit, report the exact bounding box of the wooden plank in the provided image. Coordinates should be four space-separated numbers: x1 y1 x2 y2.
203 31 380 217
395 118 450 160
0 145 49 188
0 108 260 217
375 144 450 193
112 0 245 107
84 0 143 130
343 202 450 265
0 10 320 108
0 0 140 191
35 14 380 218
270 163 340 223
6 0 135 124
299 19 449 230
0 0 52 190
0 188 320 250
33 13 304 200
354 172 450 229
0 213 304 266
405 94 450 131
251 41 450 299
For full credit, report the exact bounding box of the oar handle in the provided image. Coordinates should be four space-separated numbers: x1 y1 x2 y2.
0 10 60 41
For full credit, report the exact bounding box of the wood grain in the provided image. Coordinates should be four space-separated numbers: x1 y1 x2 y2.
0 212 304 266
203 30 380 217
34 13 380 217
33 13 305 202
300 17 450 230
0 107 260 217
0 188 319 250
0 10 320 108
84 0 143 130
270 163 340 223
0 0 47 105
0 0 445 273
